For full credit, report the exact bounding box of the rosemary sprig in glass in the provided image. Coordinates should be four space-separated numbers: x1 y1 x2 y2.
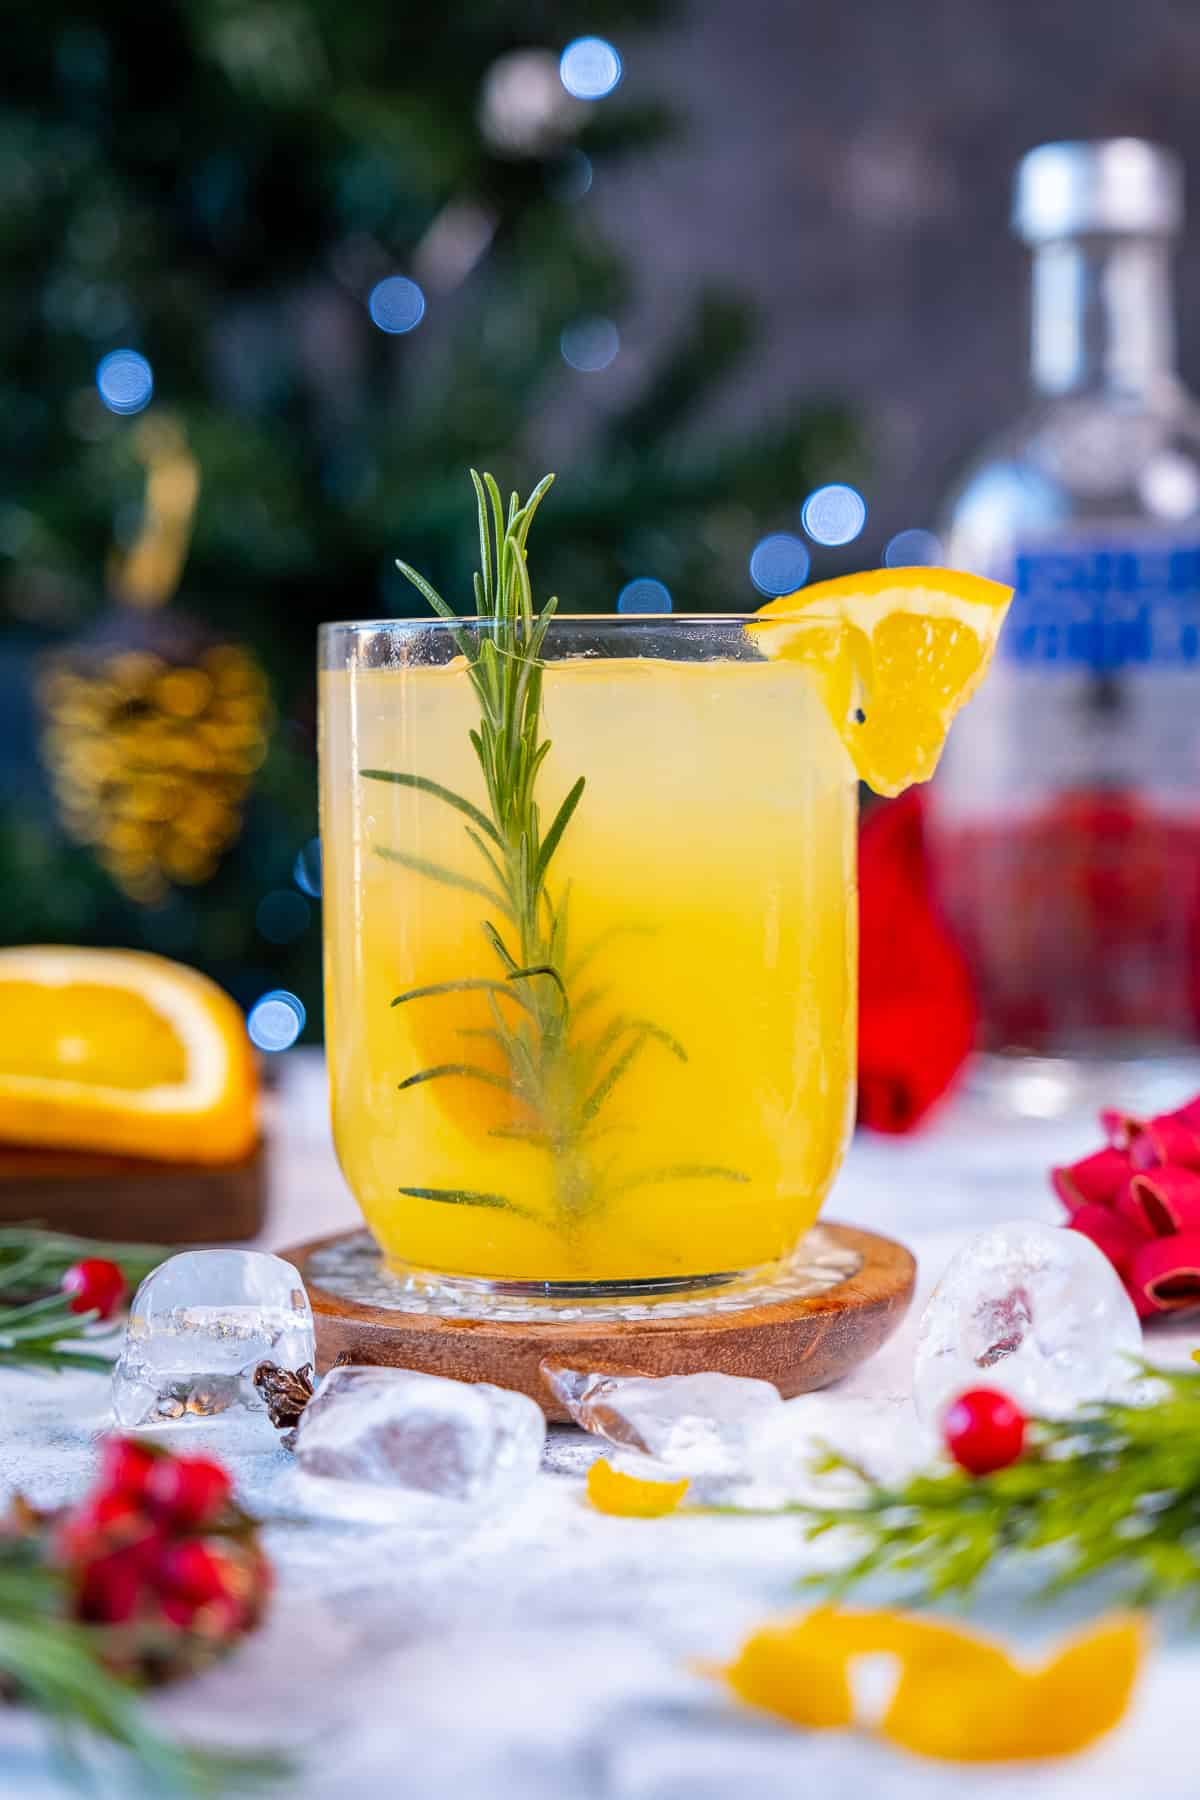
364 470 746 1226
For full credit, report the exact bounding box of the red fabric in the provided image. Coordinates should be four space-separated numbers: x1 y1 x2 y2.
857 791 976 1134
1054 1093 1200 1320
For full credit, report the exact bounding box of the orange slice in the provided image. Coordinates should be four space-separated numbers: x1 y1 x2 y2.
752 566 1013 796
0 947 258 1164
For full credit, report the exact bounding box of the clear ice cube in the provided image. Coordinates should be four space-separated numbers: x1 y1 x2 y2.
742 1392 935 1507
541 1364 782 1475
111 1250 315 1430
913 1219 1143 1422
293 1366 546 1520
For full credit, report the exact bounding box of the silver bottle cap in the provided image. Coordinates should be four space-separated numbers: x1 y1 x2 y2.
1013 139 1183 243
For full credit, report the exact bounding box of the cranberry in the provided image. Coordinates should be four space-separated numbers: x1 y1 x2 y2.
74 1548 144 1625
942 1387 1027 1476
61 1258 126 1321
98 1438 156 1502
155 1540 231 1607
57 1489 159 1565
145 1454 232 1528
159 1592 198 1631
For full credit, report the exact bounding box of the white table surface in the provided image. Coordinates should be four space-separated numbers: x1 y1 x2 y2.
3 1048 1200 1799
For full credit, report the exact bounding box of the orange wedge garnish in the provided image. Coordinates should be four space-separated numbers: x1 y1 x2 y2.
0 947 258 1164
752 566 1013 796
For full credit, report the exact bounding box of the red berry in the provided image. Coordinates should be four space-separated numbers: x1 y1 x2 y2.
155 1540 230 1607
74 1548 144 1625
61 1258 126 1321
57 1489 159 1564
98 1438 156 1502
942 1387 1026 1475
159 1592 198 1630
145 1454 232 1528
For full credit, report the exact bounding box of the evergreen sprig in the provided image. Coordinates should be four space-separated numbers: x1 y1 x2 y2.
0 1531 287 1791
0 1227 166 1374
366 470 745 1227
790 1362 1200 1611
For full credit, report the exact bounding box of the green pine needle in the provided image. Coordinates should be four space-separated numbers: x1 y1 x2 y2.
754 1360 1200 1612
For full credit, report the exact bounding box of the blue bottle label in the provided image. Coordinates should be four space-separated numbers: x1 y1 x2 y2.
1006 541 1200 670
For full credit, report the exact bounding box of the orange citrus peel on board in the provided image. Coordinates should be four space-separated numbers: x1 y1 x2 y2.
751 566 1013 796
714 1606 1144 1762
0 946 258 1164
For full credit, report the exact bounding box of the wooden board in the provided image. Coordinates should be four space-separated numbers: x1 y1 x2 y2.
0 1141 267 1242
288 1223 916 1421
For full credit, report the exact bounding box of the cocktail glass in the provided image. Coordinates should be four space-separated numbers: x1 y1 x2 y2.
319 613 857 1302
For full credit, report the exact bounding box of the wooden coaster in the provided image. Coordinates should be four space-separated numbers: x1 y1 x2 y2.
287 1223 916 1422
0 1142 267 1243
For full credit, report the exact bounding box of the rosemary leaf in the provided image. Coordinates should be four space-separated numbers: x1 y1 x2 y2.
359 770 502 846
535 776 586 888
397 1063 521 1096
373 846 512 916
398 1186 533 1218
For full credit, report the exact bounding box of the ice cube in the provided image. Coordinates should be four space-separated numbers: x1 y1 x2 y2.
913 1219 1143 1423
742 1391 935 1507
112 1250 315 1430
293 1366 545 1520
541 1364 782 1475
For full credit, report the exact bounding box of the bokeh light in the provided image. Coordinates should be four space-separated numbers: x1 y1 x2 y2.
293 836 322 897
801 483 867 546
617 577 671 613
95 349 153 416
749 533 811 597
247 989 306 1052
884 528 944 567
559 36 622 100
256 888 311 944
368 276 426 334
560 315 619 371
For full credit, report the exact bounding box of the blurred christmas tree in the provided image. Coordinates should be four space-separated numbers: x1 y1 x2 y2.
0 0 857 1029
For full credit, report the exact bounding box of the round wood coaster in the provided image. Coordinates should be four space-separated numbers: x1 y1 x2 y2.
286 1223 916 1422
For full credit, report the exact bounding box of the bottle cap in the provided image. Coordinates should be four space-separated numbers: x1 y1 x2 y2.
1013 139 1183 243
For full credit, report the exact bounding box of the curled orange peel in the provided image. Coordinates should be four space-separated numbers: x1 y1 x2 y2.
586 1458 689 1518
715 1606 1145 1762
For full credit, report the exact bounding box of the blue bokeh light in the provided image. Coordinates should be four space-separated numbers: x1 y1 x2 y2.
96 349 153 416
247 989 306 1052
801 483 867 547
749 533 811 598
255 889 311 945
293 837 322 898
884 527 944 568
617 577 671 613
368 275 426 335
560 315 619 372
559 36 622 99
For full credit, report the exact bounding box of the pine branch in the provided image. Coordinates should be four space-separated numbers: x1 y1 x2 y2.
779 1361 1200 1611
0 1227 168 1375
0 1530 287 1792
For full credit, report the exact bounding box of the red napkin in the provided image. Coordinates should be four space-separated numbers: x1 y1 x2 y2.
857 792 976 1133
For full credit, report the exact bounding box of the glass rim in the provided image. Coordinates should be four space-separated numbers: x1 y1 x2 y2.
319 613 764 634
